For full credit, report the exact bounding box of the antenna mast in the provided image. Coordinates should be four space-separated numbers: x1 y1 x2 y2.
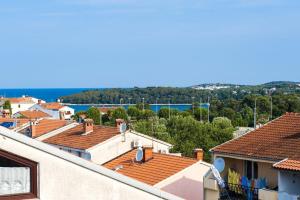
254 98 257 129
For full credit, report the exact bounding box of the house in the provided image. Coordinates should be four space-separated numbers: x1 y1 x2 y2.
0 125 182 200
13 110 51 120
29 102 75 120
98 106 118 115
17 119 69 138
0 96 45 115
40 119 173 164
204 113 300 200
103 147 211 200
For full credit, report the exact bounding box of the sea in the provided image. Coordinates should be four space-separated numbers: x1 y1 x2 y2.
0 89 208 112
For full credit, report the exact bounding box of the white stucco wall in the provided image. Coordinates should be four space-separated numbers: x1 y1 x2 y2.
0 128 181 200
278 170 300 196
11 103 36 114
155 162 211 200
59 106 75 120
29 104 60 119
87 131 172 165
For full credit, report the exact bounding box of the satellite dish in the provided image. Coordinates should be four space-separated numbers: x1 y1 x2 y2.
213 158 225 173
136 147 143 162
120 123 127 133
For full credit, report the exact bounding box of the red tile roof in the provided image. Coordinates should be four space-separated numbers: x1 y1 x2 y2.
273 159 300 172
211 113 300 162
5 97 35 104
44 124 120 150
41 102 64 110
33 119 67 138
103 149 197 185
19 110 50 119
98 107 118 113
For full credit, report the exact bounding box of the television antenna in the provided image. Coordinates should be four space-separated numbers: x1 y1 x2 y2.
211 158 231 200
119 123 127 133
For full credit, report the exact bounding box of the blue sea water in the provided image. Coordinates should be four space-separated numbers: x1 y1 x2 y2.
0 89 207 112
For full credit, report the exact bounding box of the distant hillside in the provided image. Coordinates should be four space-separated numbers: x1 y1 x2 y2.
60 82 300 104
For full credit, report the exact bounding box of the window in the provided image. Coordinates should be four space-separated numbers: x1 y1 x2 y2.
0 150 37 200
245 160 258 180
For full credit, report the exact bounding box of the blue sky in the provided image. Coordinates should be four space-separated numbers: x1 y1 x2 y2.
0 0 299 88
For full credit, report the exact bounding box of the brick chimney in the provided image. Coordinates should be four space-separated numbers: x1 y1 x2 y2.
30 120 37 138
143 146 153 162
194 148 204 161
83 119 94 135
115 119 124 128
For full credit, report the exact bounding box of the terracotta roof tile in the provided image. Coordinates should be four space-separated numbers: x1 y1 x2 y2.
4 97 35 104
19 110 50 119
212 113 300 162
44 125 120 150
103 149 197 185
41 102 64 110
98 107 118 113
33 119 67 138
273 159 300 171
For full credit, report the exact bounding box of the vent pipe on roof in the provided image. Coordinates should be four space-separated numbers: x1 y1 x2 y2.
194 148 204 161
83 119 94 135
143 146 153 162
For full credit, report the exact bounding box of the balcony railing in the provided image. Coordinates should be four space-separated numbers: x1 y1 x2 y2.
219 182 259 200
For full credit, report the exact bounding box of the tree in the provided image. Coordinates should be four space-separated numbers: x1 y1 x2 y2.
127 106 141 119
86 107 101 125
111 107 128 122
3 100 12 115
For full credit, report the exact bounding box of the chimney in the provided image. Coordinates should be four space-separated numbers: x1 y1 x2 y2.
143 146 153 162
115 119 124 128
30 120 37 138
83 119 94 135
194 148 204 161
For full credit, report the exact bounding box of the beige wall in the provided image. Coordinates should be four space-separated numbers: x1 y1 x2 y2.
155 162 211 200
257 162 277 188
0 134 175 200
217 156 278 188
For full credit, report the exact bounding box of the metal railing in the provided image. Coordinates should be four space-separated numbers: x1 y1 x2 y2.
219 182 259 200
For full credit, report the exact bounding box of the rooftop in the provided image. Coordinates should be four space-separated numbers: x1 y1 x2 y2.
211 113 300 162
103 149 197 186
43 124 120 150
19 110 50 119
273 159 300 172
3 97 35 104
41 102 64 110
32 119 67 138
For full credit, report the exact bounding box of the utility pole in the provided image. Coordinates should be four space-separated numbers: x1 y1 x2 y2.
142 98 145 111
254 98 257 129
168 99 171 120
207 96 210 123
156 98 159 114
200 98 202 122
270 95 273 120
192 97 195 115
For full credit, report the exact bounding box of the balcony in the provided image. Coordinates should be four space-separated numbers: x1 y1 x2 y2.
219 182 259 200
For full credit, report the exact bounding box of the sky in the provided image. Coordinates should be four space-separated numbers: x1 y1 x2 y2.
0 0 300 88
